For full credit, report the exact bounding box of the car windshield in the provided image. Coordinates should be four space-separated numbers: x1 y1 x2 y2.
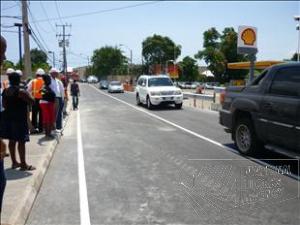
110 81 121 86
148 77 173 87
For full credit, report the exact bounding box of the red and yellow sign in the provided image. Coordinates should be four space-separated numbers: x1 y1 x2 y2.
168 64 179 79
241 28 256 46
237 26 257 51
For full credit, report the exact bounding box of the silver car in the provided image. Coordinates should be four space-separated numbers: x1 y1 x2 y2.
108 81 124 93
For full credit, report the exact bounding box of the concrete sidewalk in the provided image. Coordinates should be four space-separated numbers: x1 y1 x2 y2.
1 112 71 225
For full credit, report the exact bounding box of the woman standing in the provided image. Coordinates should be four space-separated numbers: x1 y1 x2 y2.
0 73 35 171
40 74 56 138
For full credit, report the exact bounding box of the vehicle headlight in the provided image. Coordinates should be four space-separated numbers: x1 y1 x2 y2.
150 91 161 96
174 90 182 95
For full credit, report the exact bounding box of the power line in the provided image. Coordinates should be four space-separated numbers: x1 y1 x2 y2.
1 30 18 33
29 23 54 65
0 15 21 19
27 5 51 52
54 0 64 24
56 24 72 74
39 1 56 33
1 3 18 11
68 51 87 59
1 24 16 28
31 1 162 23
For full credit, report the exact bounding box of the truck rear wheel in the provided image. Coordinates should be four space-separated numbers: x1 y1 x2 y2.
234 117 262 155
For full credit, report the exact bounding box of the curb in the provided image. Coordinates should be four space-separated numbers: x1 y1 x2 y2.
6 111 71 225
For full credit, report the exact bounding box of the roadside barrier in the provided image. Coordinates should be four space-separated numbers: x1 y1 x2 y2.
123 83 134 92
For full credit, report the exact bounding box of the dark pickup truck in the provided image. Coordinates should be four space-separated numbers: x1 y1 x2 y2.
219 63 300 157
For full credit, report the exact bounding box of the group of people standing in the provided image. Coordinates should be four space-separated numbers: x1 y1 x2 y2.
0 35 80 215
27 67 66 136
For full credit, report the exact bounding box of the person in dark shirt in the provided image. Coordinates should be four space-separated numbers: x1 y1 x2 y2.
0 73 35 171
40 74 56 138
70 80 80 110
0 34 7 216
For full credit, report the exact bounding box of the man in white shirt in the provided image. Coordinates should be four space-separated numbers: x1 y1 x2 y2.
49 68 65 131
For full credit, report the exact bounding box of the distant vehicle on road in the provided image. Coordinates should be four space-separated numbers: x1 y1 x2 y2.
99 80 109 89
219 63 300 157
191 82 199 89
108 81 124 93
204 82 220 89
87 75 98 83
79 78 87 83
178 82 186 89
135 75 183 109
184 82 192 89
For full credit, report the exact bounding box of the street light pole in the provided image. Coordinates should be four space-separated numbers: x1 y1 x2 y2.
119 44 132 75
48 51 55 68
295 15 300 61
80 53 90 76
14 23 23 70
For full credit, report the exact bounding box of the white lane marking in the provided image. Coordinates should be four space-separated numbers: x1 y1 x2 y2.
90 85 300 180
77 110 91 225
91 85 230 151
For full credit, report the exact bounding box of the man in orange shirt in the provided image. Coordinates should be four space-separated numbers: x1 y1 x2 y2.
27 68 45 133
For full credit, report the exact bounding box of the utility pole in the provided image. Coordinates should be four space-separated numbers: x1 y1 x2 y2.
48 51 55 68
21 0 32 79
14 23 23 70
56 24 71 76
294 15 300 61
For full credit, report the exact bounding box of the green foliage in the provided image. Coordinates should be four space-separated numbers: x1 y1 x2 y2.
178 56 199 81
130 64 143 76
32 62 51 73
91 46 127 77
195 27 248 83
30 48 48 65
2 60 14 70
15 48 50 72
142 34 181 72
84 66 93 78
291 52 299 61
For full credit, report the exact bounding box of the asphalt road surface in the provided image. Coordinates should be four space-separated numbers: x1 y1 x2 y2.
27 84 300 225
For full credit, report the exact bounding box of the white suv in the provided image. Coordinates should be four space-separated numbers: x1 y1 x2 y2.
135 75 183 109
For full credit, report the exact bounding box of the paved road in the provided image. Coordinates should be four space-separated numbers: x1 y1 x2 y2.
27 84 299 225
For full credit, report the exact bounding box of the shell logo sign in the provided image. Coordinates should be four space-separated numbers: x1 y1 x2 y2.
237 26 257 54
241 28 256 46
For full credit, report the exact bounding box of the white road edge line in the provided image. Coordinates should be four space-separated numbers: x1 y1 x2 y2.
90 85 300 181
77 110 91 225
91 85 230 151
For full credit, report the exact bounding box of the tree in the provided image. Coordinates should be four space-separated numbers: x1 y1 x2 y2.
195 27 248 83
178 56 199 81
220 27 248 81
91 46 127 77
2 60 14 70
195 28 225 82
130 64 143 76
30 48 48 65
142 34 181 72
1 60 14 75
17 48 50 73
291 52 299 61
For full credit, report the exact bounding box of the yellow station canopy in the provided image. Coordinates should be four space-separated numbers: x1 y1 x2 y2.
227 61 284 70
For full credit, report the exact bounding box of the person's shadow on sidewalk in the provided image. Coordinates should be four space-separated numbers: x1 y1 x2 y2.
5 168 33 180
37 136 57 146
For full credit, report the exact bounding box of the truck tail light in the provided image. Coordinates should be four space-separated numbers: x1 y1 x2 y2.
220 90 226 105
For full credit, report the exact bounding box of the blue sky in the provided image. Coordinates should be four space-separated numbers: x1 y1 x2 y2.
1 1 299 68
